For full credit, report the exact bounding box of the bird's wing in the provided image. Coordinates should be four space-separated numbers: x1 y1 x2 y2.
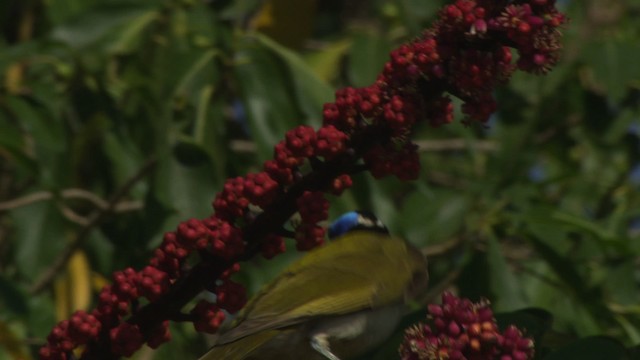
217 231 427 344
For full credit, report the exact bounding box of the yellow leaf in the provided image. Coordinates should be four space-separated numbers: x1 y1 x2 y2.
54 250 92 320
0 320 31 360
250 0 317 49
305 39 352 82
5 63 24 94
91 271 110 293
54 274 70 321
68 250 92 311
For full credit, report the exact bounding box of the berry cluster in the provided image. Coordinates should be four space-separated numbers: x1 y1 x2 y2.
399 292 534 360
41 1 565 359
40 217 247 359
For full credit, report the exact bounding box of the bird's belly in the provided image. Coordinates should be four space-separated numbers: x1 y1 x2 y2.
242 305 404 359
311 305 404 357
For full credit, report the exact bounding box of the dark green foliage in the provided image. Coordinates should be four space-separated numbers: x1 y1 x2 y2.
1 0 639 358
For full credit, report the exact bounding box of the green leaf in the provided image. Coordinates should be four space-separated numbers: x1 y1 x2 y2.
234 37 301 160
173 137 211 167
487 235 526 310
0 111 37 177
5 96 67 186
397 188 469 247
10 201 67 281
108 10 158 54
347 30 392 88
581 39 640 102
304 38 352 83
153 156 220 225
0 277 28 316
27 294 56 339
173 50 221 101
396 0 442 32
495 308 553 345
50 3 154 50
102 132 147 199
253 33 334 125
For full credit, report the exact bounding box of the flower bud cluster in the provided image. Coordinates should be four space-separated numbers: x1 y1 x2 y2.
425 0 564 122
399 292 534 360
41 1 565 358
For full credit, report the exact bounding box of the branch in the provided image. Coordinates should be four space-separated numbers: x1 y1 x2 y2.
423 266 464 305
422 236 465 258
38 1 569 357
415 139 496 152
229 139 498 154
29 158 157 295
0 188 143 213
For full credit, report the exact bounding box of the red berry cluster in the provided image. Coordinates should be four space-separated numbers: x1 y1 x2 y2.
213 123 352 252
364 142 421 180
41 1 566 358
109 323 144 357
137 266 170 302
260 233 286 259
399 292 534 360
40 217 247 359
191 300 226 334
320 0 564 176
39 311 101 360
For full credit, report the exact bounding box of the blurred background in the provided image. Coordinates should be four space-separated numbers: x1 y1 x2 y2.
1 0 639 358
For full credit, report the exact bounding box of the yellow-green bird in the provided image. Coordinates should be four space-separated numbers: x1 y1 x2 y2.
199 211 429 360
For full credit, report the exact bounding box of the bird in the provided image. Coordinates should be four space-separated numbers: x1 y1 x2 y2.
198 211 429 360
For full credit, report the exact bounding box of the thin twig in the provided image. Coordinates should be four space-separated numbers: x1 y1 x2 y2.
228 139 498 154
57 204 91 226
0 191 52 210
29 158 157 295
0 188 143 212
229 140 257 153
61 189 109 209
422 237 465 258
415 139 497 152
423 267 464 304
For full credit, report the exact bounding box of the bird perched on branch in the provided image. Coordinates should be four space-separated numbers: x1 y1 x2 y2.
199 211 429 360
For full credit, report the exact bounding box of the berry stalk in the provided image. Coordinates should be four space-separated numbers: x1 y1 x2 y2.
40 1 566 359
